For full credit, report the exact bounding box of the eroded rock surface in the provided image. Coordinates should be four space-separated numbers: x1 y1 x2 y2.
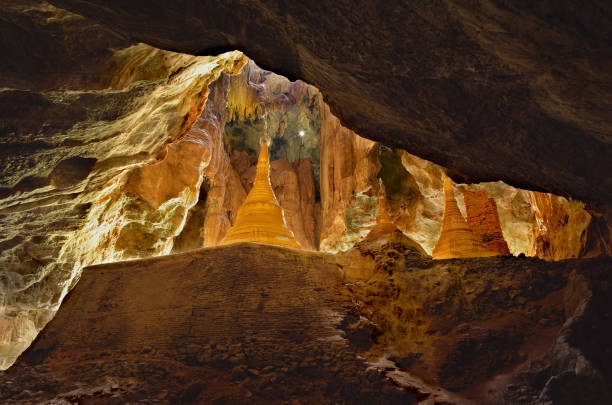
3 236 609 404
0 43 247 369
1 0 609 374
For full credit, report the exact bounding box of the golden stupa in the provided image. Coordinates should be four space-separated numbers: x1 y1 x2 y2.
219 137 302 249
364 181 398 240
432 177 497 259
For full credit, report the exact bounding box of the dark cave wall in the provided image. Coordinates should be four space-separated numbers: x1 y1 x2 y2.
40 0 612 206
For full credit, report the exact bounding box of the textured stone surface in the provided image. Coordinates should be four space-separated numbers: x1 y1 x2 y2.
38 0 612 206
337 232 612 403
503 266 612 404
319 101 379 251
527 191 593 260
0 244 413 404
0 42 247 369
1 232 610 403
1 0 610 375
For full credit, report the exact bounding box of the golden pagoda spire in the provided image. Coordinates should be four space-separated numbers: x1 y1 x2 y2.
219 137 302 249
364 179 397 241
432 176 496 259
376 179 393 225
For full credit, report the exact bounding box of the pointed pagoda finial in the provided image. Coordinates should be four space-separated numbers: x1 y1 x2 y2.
254 135 271 183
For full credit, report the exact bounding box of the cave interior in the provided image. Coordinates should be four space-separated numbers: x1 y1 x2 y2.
0 1 611 404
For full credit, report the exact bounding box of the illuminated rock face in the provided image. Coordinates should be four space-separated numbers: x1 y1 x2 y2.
318 100 380 252
0 44 247 370
432 178 497 259
527 191 592 260
219 140 301 249
463 189 511 256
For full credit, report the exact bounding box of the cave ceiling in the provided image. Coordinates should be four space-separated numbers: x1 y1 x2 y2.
2 0 612 205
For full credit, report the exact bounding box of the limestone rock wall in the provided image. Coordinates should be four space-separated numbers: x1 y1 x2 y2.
527 191 592 260
318 99 380 252
318 134 602 261
0 43 247 369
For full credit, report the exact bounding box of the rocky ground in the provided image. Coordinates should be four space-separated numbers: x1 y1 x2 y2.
338 231 612 404
0 243 413 404
1 239 609 403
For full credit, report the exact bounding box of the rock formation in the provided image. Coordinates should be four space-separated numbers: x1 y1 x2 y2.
337 236 612 403
219 139 301 249
0 45 605 371
432 177 498 259
182 59 603 261
0 44 247 369
318 100 380 252
6 238 609 403
0 3 610 402
462 189 511 256
527 191 592 260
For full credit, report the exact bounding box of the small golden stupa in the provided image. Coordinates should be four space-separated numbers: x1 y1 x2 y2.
364 180 398 240
219 137 302 249
432 177 497 259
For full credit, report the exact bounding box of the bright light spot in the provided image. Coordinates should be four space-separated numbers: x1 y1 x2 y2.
298 130 305 137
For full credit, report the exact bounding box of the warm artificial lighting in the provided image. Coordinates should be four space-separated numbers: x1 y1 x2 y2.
298 130 305 137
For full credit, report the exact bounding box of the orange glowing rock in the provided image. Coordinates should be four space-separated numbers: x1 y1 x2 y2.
219 138 302 249
432 177 498 259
